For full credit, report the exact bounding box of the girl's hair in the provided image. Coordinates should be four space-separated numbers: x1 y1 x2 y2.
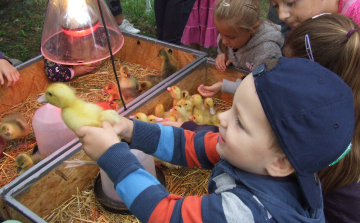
213 0 260 31
284 14 360 194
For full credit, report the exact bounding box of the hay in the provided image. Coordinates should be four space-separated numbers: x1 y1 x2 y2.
43 167 211 223
0 57 161 189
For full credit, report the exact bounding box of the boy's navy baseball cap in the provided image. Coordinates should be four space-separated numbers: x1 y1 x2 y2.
252 57 355 209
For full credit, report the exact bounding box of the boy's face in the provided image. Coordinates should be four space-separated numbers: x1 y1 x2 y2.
270 0 336 28
216 74 281 175
214 18 252 50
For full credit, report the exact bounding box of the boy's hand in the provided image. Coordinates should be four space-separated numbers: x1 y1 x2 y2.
112 117 135 143
197 82 223 97
76 121 120 161
215 53 231 72
0 59 20 87
161 120 183 127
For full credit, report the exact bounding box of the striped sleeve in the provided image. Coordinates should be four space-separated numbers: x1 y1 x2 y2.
129 120 220 168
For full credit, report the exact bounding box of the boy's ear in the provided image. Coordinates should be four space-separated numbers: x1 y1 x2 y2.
252 21 260 34
266 155 295 177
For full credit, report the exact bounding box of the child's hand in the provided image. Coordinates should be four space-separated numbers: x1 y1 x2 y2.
197 82 223 97
73 65 97 77
76 121 120 161
161 120 183 127
0 59 20 87
215 53 231 72
112 117 135 143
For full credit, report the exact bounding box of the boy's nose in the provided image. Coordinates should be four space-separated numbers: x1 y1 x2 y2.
278 5 291 21
218 110 228 128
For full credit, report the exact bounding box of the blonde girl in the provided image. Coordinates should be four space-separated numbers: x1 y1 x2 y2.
213 0 284 72
283 13 360 223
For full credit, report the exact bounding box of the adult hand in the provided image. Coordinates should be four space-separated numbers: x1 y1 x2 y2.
0 59 20 87
215 53 231 72
197 82 223 97
76 121 120 161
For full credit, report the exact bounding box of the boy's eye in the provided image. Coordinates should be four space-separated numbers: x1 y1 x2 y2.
236 117 244 129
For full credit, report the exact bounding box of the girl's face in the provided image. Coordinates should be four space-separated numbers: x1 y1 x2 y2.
271 0 338 28
214 18 253 49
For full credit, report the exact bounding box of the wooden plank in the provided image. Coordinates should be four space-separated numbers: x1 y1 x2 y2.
0 60 51 113
14 150 99 218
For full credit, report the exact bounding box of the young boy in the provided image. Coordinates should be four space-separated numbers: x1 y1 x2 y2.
76 57 355 222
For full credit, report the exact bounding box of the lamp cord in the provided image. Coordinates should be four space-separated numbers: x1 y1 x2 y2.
97 0 127 111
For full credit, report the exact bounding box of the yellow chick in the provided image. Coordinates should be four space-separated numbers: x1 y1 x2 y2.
38 83 122 133
119 65 139 89
189 113 204 125
192 94 205 116
181 90 190 100
155 103 176 121
158 48 179 80
167 86 182 107
170 104 188 122
16 153 48 174
176 99 194 118
130 112 149 122
148 115 163 123
0 113 29 140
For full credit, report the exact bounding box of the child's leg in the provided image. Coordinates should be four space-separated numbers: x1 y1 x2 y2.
44 59 72 82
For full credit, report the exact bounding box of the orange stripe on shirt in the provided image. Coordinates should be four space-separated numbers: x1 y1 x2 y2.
182 196 203 223
204 132 220 165
148 194 183 223
184 130 201 167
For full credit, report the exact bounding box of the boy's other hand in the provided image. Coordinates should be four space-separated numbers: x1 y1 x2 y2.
198 82 222 97
215 53 231 72
112 117 135 144
0 59 20 87
76 121 120 161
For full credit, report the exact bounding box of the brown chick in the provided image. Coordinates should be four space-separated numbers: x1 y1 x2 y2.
0 113 29 150
16 153 48 174
158 48 179 80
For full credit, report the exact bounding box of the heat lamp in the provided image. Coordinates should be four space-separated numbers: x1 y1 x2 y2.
41 0 127 108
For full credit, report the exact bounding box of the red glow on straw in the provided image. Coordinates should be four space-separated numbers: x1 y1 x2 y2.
62 22 99 37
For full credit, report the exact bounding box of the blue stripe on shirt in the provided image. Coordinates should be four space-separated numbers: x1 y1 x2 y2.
194 131 215 169
116 168 161 207
152 123 174 162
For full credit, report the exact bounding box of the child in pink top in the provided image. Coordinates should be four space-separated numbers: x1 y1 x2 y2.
181 0 219 49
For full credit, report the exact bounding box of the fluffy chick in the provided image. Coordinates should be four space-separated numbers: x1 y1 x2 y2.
0 113 29 140
154 103 176 121
139 75 162 92
15 153 48 174
167 86 182 107
158 48 179 80
119 65 138 89
38 83 122 133
130 112 149 122
170 104 188 122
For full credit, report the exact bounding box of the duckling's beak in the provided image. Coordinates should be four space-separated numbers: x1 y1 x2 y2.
17 167 22 173
38 94 48 103
210 107 215 115
102 89 109 95
127 73 132 78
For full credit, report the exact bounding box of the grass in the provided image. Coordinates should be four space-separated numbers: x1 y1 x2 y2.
0 0 268 63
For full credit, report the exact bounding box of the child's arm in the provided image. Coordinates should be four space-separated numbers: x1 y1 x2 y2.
77 121 257 223
197 78 242 97
0 56 20 87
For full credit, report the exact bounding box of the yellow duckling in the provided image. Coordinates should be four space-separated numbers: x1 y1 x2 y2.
37 83 122 132
158 48 179 80
170 104 188 122
130 112 149 122
119 65 139 89
138 81 153 92
167 86 182 107
0 113 30 150
203 97 216 116
148 115 163 123
181 90 190 100
189 113 204 125
176 99 194 118
192 94 205 116
155 103 176 121
16 153 48 174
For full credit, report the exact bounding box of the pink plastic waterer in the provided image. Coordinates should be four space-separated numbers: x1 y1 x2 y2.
32 103 77 154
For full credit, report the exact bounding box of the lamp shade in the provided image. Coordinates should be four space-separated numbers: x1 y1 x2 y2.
41 0 124 65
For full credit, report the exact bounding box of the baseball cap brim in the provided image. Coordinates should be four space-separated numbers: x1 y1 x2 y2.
296 173 323 209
